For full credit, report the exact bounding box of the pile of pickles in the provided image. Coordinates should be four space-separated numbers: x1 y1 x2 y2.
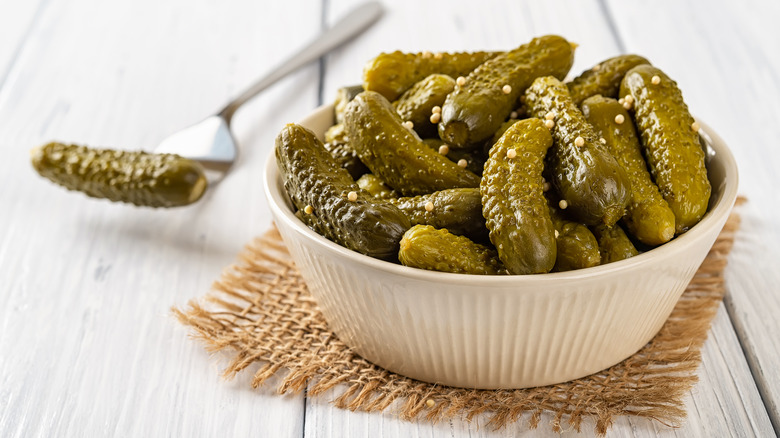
275 35 712 275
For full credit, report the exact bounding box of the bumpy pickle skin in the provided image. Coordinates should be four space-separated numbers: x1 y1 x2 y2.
549 206 601 272
525 76 631 226
591 223 639 264
387 188 487 241
31 142 207 208
620 65 711 233
439 35 575 148
323 123 368 180
356 173 397 199
481 118 556 275
581 95 676 245
344 91 480 196
363 50 498 101
566 55 650 105
399 225 504 275
333 85 364 124
393 74 455 138
275 124 410 261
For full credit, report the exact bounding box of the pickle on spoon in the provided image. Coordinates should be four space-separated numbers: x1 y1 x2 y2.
31 142 207 208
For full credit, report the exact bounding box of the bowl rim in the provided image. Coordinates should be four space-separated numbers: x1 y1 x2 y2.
263 105 739 286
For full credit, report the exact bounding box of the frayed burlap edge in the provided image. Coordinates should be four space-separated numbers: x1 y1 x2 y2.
173 200 743 435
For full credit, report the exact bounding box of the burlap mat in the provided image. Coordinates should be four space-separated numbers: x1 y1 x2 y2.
173 202 743 435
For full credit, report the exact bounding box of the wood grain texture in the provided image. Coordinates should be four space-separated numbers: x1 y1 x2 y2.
0 0 777 436
0 0 322 436
605 1 780 433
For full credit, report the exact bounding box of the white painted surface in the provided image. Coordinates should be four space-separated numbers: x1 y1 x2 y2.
0 0 777 436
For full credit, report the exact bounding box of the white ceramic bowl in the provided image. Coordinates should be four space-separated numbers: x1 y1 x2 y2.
263 104 739 389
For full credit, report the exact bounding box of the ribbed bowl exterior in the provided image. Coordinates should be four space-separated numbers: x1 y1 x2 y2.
264 105 738 389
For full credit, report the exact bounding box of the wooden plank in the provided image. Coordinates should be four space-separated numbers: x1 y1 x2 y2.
0 0 323 436
605 1 780 432
0 0 47 89
305 0 775 436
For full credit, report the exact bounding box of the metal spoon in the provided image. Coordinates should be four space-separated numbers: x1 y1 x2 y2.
155 2 383 184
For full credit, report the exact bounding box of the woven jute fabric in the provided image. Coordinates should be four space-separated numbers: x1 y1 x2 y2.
173 205 742 435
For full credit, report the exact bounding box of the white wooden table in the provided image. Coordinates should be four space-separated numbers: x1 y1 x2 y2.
1 1 778 436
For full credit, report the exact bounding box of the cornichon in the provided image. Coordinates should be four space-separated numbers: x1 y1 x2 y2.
334 85 364 124
566 55 650 105
482 118 556 274
591 224 639 264
323 123 368 180
439 35 575 148
275 123 410 260
356 173 396 199
344 91 480 196
581 95 676 245
393 74 455 138
387 188 487 240
549 205 601 272
363 50 498 101
525 76 631 226
399 225 504 275
620 65 711 233
422 138 485 176
31 142 207 208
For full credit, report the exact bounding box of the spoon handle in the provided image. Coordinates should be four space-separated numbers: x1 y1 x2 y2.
218 2 383 122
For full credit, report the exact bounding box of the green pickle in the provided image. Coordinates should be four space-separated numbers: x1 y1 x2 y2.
581 95 676 245
549 206 601 272
439 35 575 148
363 50 498 101
566 55 650 105
334 85 364 124
344 91 480 196
323 123 368 180
393 74 455 138
356 173 396 199
481 118 556 274
620 65 711 233
525 76 631 226
399 225 504 275
591 224 639 264
275 123 410 260
31 142 207 208
422 138 485 176
387 188 487 240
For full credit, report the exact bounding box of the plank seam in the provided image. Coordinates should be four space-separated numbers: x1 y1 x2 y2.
723 292 780 435
596 0 627 54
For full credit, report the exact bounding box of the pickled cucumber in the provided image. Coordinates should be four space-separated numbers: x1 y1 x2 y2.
393 74 455 138
567 55 650 105
387 188 486 240
581 95 675 245
344 91 480 196
363 50 498 101
525 76 631 226
481 118 556 274
591 224 639 264
549 206 601 271
422 138 486 176
620 65 711 233
31 142 207 208
323 123 368 180
334 85 363 124
399 225 504 275
439 35 575 148
275 123 410 260
356 173 396 199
